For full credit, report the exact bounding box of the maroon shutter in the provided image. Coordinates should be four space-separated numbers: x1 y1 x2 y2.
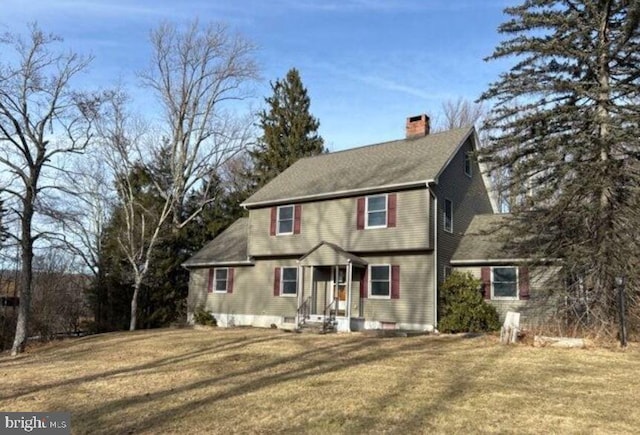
481 267 491 299
519 266 530 300
227 268 234 294
270 207 277 236
388 193 397 228
207 269 214 293
294 204 302 234
391 265 400 299
360 267 368 298
356 197 365 230
273 267 281 296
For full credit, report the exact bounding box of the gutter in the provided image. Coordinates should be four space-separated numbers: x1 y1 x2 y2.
242 180 433 208
181 259 255 269
450 258 556 266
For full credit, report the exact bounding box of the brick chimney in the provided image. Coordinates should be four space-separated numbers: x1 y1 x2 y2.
405 114 430 139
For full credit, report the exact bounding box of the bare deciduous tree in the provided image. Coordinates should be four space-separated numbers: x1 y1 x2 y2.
98 92 170 332
439 97 485 131
53 154 114 278
139 20 259 228
0 25 101 355
98 21 259 331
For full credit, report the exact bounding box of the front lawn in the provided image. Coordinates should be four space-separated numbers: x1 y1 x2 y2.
1 328 638 434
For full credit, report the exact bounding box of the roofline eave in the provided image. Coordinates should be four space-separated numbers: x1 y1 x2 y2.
242 179 434 208
450 257 558 265
181 260 255 269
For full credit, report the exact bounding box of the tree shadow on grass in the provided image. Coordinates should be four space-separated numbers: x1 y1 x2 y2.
0 331 282 401
0 329 189 367
83 334 489 434
263 334 508 434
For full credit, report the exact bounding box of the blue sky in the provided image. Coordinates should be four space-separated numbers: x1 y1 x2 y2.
2 0 514 151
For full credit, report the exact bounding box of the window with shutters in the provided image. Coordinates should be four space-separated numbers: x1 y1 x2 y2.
366 195 387 228
213 267 229 293
444 198 453 233
277 205 294 235
280 267 298 296
492 267 518 299
208 267 233 294
369 265 390 298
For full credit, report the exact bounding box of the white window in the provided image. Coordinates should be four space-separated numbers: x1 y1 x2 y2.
492 267 518 299
281 267 298 296
277 205 294 235
444 199 453 233
366 195 387 228
369 265 391 298
464 152 472 177
214 268 228 293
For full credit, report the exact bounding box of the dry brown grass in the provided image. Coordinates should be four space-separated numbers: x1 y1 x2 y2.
1 328 639 434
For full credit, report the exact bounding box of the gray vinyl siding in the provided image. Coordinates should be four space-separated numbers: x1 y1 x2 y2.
188 253 435 327
359 253 435 327
452 265 561 327
188 259 301 318
247 188 431 256
436 137 493 287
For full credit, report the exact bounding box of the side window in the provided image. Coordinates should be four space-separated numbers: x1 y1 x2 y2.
214 268 229 293
277 205 294 235
444 266 452 280
464 152 472 177
444 199 453 233
492 267 518 299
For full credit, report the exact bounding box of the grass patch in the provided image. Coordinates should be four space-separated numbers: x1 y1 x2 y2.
1 328 639 434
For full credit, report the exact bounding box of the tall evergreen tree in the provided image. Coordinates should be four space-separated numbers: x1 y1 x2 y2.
480 0 640 337
250 68 325 188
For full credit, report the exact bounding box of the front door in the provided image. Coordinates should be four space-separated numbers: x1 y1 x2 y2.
333 266 347 315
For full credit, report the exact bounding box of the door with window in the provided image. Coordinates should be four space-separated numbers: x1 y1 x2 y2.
332 266 347 315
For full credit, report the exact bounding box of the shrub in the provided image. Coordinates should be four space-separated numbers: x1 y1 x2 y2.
439 271 501 333
194 307 217 327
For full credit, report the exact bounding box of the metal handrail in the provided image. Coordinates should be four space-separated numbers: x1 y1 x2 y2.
296 297 311 326
323 297 338 331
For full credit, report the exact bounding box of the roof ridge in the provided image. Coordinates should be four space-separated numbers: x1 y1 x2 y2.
297 125 472 162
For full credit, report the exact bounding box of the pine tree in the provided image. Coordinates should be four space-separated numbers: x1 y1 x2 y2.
250 68 325 188
480 0 640 337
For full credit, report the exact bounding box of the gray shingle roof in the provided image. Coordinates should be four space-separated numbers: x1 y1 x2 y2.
182 218 250 267
451 214 518 263
243 126 473 207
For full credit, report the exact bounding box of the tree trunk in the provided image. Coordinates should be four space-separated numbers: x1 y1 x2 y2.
129 277 142 331
11 203 34 356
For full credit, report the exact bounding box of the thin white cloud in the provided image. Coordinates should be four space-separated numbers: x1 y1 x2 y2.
314 60 456 102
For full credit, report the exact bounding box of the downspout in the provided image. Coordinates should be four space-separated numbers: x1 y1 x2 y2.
296 260 302 327
346 260 353 332
427 182 438 331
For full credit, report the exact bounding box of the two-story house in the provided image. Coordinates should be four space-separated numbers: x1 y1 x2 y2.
185 114 536 332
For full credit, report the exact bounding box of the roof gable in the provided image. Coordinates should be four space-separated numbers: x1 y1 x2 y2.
299 241 367 267
244 126 474 207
